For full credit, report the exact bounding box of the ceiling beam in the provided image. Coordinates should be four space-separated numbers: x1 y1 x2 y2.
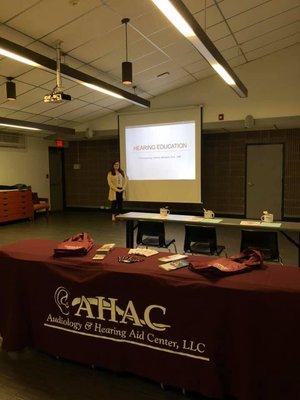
0 116 75 135
0 36 150 108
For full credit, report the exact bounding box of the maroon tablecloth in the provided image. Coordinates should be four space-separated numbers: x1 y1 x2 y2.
0 239 299 400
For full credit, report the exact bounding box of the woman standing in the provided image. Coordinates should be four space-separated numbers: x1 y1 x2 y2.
107 161 127 221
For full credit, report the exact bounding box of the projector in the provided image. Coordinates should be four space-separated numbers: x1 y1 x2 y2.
43 92 71 103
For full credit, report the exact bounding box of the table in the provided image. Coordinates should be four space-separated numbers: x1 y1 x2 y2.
0 239 300 400
117 212 300 266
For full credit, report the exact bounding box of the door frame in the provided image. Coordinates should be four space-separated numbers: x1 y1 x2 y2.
48 146 66 211
244 143 285 220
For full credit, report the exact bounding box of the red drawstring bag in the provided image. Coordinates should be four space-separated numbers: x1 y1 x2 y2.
189 249 263 275
54 232 94 257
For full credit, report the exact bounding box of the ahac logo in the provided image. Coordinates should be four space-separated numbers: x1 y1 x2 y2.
54 287 171 332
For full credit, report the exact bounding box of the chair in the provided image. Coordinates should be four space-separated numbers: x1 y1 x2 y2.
240 230 282 263
136 221 177 252
184 225 225 256
32 192 50 221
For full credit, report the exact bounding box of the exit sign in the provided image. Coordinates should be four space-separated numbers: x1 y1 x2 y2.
55 139 64 148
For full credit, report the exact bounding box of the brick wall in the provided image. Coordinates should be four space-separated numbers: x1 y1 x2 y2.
64 130 300 217
202 129 300 217
64 139 119 207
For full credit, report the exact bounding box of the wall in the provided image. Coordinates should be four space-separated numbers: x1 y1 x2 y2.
0 135 51 199
78 44 300 131
202 129 300 217
64 139 119 207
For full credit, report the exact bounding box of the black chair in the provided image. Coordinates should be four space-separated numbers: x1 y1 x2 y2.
136 221 177 252
240 230 282 263
184 225 225 256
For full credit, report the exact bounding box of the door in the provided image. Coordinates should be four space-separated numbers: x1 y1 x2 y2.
246 144 283 220
49 147 64 211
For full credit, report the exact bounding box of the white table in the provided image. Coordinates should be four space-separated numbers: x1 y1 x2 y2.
117 212 300 266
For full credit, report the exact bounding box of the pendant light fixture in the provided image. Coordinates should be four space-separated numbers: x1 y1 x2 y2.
121 18 133 85
6 77 16 100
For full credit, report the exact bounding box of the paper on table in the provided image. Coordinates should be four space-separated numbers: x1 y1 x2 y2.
240 221 282 227
261 222 282 227
128 248 158 257
96 243 115 254
240 221 261 226
92 254 106 260
201 218 223 224
159 260 189 271
158 254 188 263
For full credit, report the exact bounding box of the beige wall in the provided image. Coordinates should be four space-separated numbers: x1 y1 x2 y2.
81 44 300 131
0 136 51 199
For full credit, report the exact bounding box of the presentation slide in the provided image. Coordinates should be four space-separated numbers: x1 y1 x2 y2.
119 106 201 203
125 122 195 180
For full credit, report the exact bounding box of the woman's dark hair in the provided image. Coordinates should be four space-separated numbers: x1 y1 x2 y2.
110 161 124 176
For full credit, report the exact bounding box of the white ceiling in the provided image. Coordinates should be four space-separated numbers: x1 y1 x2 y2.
0 0 299 129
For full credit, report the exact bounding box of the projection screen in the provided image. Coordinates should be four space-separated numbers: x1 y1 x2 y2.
119 106 201 203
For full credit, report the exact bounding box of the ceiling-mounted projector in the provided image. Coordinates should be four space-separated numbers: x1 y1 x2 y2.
44 42 71 103
44 92 71 103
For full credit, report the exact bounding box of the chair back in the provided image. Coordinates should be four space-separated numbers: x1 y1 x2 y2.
184 225 218 253
32 192 39 204
137 221 166 247
240 230 279 260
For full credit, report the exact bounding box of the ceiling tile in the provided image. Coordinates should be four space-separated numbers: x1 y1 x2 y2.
60 104 100 120
193 69 215 80
20 69 56 86
23 114 51 123
42 5 121 52
0 58 32 77
132 51 169 74
218 0 272 19
6 0 101 39
130 11 169 36
245 32 300 61
106 0 154 19
0 0 39 23
68 27 140 64
227 55 246 68
79 91 106 103
194 4 224 28
228 0 300 32
241 21 300 53
206 21 231 41
235 7 300 43
39 99 88 118
184 59 209 74
148 27 184 48
4 110 34 120
22 101 63 114
0 107 13 117
182 0 215 14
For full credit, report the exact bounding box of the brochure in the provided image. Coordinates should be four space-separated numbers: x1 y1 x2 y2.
158 254 188 263
128 248 158 257
92 254 106 260
159 260 189 271
96 243 115 254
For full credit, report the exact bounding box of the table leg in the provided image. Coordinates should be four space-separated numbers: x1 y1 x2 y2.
280 231 300 267
126 220 134 248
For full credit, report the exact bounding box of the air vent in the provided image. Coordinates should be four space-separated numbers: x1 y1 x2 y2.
0 132 25 148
